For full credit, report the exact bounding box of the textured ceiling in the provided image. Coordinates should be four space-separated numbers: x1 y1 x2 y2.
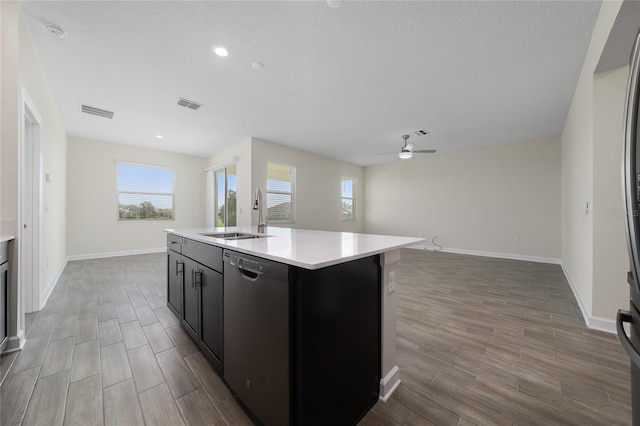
20 0 601 166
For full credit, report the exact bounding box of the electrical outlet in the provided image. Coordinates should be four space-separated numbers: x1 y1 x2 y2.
388 271 396 294
513 237 520 245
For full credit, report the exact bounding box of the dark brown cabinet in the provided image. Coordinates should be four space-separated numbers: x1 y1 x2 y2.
167 234 223 374
0 241 8 353
167 248 183 319
196 262 223 371
167 233 381 426
182 257 199 339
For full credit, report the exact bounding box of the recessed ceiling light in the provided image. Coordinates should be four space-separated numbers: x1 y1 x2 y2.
155 135 163 139
327 0 343 8
252 62 264 70
45 24 66 40
214 47 229 57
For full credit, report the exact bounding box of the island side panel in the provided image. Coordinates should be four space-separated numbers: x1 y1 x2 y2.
292 255 381 426
380 249 402 401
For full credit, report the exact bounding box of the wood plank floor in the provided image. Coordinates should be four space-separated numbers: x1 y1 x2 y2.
0 250 632 425
360 249 631 426
0 254 253 426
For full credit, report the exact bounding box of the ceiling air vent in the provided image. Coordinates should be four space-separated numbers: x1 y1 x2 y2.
177 98 202 110
413 129 430 136
81 104 114 119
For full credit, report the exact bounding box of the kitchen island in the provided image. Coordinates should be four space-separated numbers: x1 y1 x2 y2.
165 226 423 426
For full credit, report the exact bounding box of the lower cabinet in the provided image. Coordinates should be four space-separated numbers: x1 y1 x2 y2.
167 249 183 319
177 240 224 375
167 234 381 426
1 240 10 353
182 257 199 339
197 263 224 371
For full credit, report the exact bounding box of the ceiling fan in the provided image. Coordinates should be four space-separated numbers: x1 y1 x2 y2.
381 135 437 160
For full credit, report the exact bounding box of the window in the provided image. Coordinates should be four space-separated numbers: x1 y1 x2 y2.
117 162 174 221
215 164 237 227
267 162 295 222
341 177 355 221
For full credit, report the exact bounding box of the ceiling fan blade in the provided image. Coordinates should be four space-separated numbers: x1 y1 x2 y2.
412 149 437 153
376 152 398 155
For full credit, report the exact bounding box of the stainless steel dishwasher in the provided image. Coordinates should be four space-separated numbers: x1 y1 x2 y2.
223 250 290 426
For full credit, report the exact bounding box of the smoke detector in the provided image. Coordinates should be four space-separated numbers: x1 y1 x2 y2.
45 24 66 40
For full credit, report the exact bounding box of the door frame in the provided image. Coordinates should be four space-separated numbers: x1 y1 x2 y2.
19 88 43 316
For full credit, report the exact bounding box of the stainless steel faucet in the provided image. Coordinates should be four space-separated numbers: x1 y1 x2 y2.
253 188 266 233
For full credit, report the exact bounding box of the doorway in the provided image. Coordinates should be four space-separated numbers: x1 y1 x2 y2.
20 90 42 314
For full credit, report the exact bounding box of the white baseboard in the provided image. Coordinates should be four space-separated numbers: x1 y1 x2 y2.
405 245 616 334
39 258 68 310
407 245 561 265
560 264 616 334
4 330 25 353
561 264 593 329
587 316 616 334
379 365 401 402
66 247 166 262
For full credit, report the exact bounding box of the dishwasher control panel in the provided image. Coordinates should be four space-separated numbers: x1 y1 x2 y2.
224 250 272 276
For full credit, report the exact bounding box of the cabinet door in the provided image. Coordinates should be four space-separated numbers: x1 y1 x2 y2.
167 250 183 319
182 257 199 342
199 264 223 374
0 261 7 351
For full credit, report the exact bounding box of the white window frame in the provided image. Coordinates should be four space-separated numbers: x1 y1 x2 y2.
267 162 296 223
341 176 356 221
116 161 175 221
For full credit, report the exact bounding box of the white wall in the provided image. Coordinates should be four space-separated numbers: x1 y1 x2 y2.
561 0 625 329
1 0 21 338
1 1 68 341
205 138 364 232
18 8 69 306
250 138 364 233
364 138 561 261
205 138 252 227
1 2 19 225
592 65 629 321
67 137 206 257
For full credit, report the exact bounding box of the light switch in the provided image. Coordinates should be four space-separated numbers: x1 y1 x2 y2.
45 173 52 182
388 270 396 294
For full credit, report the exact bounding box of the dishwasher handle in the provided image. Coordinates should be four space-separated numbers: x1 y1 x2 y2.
239 267 260 281
236 257 266 282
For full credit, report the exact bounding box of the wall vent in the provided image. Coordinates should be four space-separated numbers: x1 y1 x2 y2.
81 104 114 119
413 129 429 136
177 98 202 110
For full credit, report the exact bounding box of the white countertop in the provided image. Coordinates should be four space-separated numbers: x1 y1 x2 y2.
0 236 15 243
164 226 425 269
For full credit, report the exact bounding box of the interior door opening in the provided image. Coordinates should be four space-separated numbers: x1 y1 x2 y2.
21 91 42 315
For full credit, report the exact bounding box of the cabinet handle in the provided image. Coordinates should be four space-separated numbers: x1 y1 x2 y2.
192 270 202 288
176 260 183 276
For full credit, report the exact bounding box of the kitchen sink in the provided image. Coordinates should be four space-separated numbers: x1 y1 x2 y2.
200 232 272 241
